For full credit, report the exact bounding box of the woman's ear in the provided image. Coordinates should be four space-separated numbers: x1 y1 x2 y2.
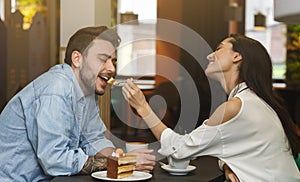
71 50 82 68
233 52 242 63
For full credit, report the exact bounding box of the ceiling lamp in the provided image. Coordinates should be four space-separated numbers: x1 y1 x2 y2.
274 0 300 24
120 11 138 24
254 12 266 31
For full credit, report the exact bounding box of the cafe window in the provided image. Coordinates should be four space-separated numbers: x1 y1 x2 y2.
110 0 157 142
116 0 157 79
245 0 287 80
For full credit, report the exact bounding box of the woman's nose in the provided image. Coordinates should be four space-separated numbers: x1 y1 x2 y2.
207 53 215 60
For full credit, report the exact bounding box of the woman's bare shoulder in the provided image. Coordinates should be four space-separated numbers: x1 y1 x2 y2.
206 97 242 126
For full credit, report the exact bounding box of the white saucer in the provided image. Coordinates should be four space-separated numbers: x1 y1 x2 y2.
161 164 196 175
91 171 152 181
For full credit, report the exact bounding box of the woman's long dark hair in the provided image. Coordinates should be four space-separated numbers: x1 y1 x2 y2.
229 34 300 157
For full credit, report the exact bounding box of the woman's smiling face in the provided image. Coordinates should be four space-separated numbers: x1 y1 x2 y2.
205 37 237 81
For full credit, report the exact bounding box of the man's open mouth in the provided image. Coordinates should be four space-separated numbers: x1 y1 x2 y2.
98 75 110 83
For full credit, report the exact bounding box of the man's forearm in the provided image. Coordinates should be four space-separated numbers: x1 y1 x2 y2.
79 148 115 174
79 155 107 174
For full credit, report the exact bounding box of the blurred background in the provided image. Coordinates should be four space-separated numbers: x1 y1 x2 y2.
0 0 299 144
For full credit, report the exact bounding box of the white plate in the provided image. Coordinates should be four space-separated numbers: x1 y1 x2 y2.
161 164 196 175
91 171 152 181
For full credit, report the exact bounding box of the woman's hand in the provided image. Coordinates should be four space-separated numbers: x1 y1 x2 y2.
127 148 156 173
122 79 167 140
122 79 152 118
224 164 240 182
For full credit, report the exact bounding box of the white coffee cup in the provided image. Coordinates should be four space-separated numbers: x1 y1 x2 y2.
168 156 190 169
125 142 149 152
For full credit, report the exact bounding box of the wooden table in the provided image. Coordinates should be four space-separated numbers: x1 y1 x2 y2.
51 156 224 182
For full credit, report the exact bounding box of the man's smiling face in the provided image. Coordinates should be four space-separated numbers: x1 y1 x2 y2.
74 39 116 96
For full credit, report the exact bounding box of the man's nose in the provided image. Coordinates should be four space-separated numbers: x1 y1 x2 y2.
105 59 116 73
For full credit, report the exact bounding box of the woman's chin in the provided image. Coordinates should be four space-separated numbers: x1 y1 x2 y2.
205 69 214 78
205 70 220 81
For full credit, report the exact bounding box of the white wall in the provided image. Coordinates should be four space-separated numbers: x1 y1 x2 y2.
60 0 111 47
60 0 111 64
95 0 111 28
60 0 94 47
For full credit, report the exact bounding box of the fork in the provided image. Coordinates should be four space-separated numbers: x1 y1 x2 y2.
111 80 128 86
109 78 138 86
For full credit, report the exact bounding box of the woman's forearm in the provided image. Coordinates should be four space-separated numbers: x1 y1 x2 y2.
149 122 167 140
142 110 167 140
121 80 168 140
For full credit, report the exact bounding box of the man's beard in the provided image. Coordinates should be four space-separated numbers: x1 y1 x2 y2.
79 61 106 96
79 68 96 95
80 72 106 96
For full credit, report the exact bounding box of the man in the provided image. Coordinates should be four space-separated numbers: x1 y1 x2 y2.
0 26 155 181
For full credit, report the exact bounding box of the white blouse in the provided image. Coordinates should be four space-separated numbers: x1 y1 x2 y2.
156 83 300 181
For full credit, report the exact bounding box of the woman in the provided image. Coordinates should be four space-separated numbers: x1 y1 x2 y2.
122 34 300 181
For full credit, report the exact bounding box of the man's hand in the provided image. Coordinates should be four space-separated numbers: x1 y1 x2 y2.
127 148 156 173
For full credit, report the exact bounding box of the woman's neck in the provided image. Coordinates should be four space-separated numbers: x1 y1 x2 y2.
219 71 239 95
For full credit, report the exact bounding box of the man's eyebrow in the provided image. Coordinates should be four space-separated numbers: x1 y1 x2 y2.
97 54 117 61
97 53 115 58
97 53 110 57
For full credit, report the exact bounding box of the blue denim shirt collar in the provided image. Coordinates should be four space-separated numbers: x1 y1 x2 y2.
50 64 85 103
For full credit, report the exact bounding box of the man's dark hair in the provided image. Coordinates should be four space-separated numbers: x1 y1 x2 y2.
64 26 121 65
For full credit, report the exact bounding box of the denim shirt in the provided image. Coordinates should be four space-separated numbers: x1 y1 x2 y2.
0 64 114 182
